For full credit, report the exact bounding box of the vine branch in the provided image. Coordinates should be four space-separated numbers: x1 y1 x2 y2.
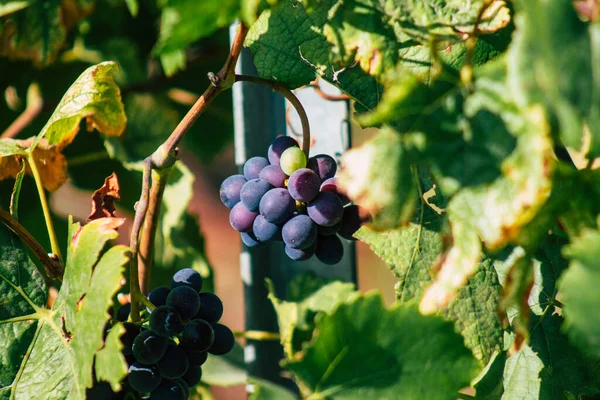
235 74 311 158
129 158 152 322
129 23 249 319
0 208 64 280
138 169 170 295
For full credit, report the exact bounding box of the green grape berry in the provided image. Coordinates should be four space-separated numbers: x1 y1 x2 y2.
280 147 306 175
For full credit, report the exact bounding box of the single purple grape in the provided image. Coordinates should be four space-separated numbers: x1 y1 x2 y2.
320 177 351 205
307 154 337 181
219 174 247 209
243 157 269 180
240 179 272 212
253 215 282 242
307 192 343 227
259 188 296 224
268 136 299 165
229 202 258 232
338 205 369 240
288 168 321 203
259 165 288 188
285 240 316 261
315 235 344 265
241 232 263 248
282 215 317 249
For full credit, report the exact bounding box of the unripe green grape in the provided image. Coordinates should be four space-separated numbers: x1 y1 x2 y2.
280 147 306 175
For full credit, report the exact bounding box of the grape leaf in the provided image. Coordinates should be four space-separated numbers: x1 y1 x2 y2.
496 248 534 353
0 223 47 396
0 0 65 66
245 0 382 109
508 0 600 158
488 238 600 399
35 61 126 149
337 127 416 230
95 323 128 392
560 220 600 358
0 216 129 399
245 0 510 110
267 276 358 359
420 82 554 313
355 172 504 365
202 342 247 387
285 293 478 399
153 0 239 57
248 377 297 400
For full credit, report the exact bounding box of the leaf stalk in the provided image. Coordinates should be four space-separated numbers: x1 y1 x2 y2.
26 151 62 260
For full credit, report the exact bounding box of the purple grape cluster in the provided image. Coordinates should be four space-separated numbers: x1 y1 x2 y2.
219 136 368 265
99 269 235 399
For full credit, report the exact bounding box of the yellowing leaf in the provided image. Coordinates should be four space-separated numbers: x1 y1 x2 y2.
36 61 126 149
420 106 554 314
0 137 67 192
337 128 416 230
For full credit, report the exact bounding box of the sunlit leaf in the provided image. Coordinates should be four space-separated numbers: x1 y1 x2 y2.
285 293 478 399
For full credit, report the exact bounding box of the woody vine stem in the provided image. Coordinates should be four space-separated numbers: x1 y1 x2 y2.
128 23 312 321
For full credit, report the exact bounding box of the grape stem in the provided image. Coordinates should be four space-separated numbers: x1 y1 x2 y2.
128 23 249 321
0 208 64 280
234 330 281 341
235 74 311 158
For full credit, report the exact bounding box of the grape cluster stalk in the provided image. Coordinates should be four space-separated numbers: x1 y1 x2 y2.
220 136 368 264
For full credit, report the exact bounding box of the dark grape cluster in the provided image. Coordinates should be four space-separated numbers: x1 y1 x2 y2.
220 136 369 264
95 268 235 399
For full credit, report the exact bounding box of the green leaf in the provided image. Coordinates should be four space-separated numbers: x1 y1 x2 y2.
490 238 600 399
337 127 416 230
248 377 298 400
69 244 129 393
35 62 127 150
560 221 600 358
52 217 124 333
267 275 358 358
0 215 128 399
497 248 534 352
0 223 47 395
245 0 382 109
202 342 247 387
508 0 600 157
420 100 554 313
355 172 504 365
153 0 239 56
245 0 510 110
95 322 128 392
0 0 65 66
285 293 478 399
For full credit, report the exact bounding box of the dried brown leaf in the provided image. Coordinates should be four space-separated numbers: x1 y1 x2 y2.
87 173 121 222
